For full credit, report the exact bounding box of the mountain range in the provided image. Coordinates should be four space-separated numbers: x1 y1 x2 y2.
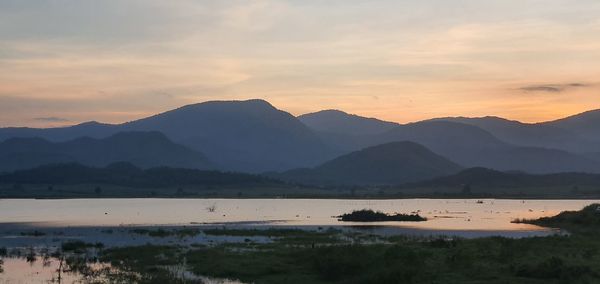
0 100 335 173
272 141 462 186
410 167 600 190
1 99 600 179
0 131 213 172
305 114 600 174
0 162 280 189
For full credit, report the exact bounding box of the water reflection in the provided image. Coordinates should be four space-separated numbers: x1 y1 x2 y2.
0 251 111 283
0 249 243 283
0 198 597 231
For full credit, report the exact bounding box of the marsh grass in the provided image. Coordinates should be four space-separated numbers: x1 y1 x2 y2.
19 230 46 237
130 228 201 238
97 206 600 284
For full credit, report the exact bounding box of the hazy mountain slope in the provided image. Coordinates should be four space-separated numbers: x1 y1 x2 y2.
371 121 600 174
275 141 462 185
298 109 399 136
0 131 214 172
0 121 118 142
0 100 337 172
120 99 335 172
0 162 282 188
588 152 600 163
433 116 600 153
545 109 600 141
413 167 600 189
373 120 505 165
2 100 600 174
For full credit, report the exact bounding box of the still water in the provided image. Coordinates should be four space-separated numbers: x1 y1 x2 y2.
0 198 597 231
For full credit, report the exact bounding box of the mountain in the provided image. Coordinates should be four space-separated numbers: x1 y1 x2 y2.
374 120 506 164
413 167 600 189
0 100 336 173
0 131 214 172
545 109 600 142
274 141 463 185
377 121 600 173
299 111 600 173
309 119 600 174
2 100 600 174
588 152 600 163
298 109 399 136
0 162 282 188
433 116 600 153
119 99 335 172
0 121 118 142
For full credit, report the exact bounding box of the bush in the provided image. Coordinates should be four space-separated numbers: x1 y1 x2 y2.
515 257 593 280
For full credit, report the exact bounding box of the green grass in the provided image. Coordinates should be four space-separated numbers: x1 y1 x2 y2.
4 183 600 199
98 233 600 284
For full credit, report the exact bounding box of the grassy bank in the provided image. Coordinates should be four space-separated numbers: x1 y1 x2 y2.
98 231 600 283
3 183 600 199
94 206 600 284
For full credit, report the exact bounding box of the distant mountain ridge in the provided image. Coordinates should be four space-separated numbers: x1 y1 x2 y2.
545 109 600 141
298 109 399 136
412 167 600 189
0 162 281 188
0 100 337 173
431 116 600 153
299 111 600 174
2 99 600 175
0 131 214 172
273 141 463 185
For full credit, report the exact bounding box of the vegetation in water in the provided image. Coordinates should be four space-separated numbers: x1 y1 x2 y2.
338 209 426 222
130 228 201 238
19 230 46 237
96 231 600 283
6 206 600 283
513 203 600 233
61 240 104 253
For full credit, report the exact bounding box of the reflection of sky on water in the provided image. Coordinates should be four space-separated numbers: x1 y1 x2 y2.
1 198 596 231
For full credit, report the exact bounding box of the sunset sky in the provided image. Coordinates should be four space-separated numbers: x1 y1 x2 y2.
1 0 600 127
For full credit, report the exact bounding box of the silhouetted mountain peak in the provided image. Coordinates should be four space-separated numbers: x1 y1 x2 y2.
275 141 462 185
174 99 276 113
299 109 399 136
76 121 106 126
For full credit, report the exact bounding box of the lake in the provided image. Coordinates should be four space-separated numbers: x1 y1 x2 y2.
1 198 598 283
1 198 597 232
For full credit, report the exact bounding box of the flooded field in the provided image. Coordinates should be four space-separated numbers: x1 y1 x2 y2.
1 198 599 283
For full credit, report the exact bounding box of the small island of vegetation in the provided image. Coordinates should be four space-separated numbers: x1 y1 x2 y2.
338 209 427 222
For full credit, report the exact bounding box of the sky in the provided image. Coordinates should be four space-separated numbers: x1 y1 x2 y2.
1 0 600 127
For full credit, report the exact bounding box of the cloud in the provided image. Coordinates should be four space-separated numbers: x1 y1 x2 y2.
33 117 70 122
519 83 589 93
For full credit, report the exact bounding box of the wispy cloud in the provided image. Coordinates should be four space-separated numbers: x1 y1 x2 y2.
33 117 70 122
519 83 589 93
1 1 600 125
